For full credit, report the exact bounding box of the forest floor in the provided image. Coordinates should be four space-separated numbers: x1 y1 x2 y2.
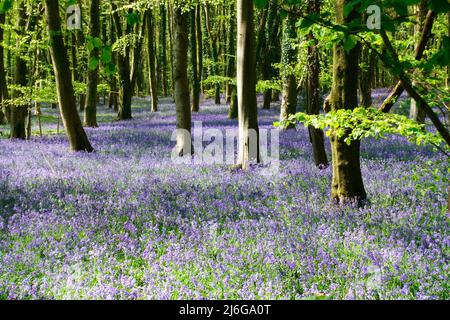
0 91 448 299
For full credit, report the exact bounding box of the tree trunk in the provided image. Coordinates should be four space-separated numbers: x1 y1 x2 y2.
146 10 158 113
159 5 169 96
84 0 100 127
204 4 221 105
307 0 328 168
44 0 93 152
0 12 9 124
279 12 297 128
10 1 28 139
359 45 376 108
111 2 133 120
225 4 236 104
329 0 366 205
191 8 200 113
173 7 191 156
237 0 259 169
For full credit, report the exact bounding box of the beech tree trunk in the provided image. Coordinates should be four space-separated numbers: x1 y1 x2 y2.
279 11 297 128
173 7 191 156
84 0 100 127
306 0 328 168
225 4 236 105
45 0 93 152
329 0 366 205
237 0 259 169
146 10 158 113
191 8 200 113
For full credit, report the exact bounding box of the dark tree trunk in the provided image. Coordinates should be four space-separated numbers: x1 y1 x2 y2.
173 7 191 156
111 2 133 120
306 0 328 168
44 0 93 152
204 4 221 105
237 0 259 169
84 0 100 127
329 0 366 205
359 46 376 108
10 1 28 139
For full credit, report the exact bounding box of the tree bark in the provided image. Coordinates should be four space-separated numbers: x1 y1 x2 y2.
0 12 9 124
84 0 100 127
237 0 259 169
191 7 200 113
306 0 328 168
146 10 158 113
329 0 366 205
279 11 297 128
173 7 191 156
45 0 93 152
10 1 28 139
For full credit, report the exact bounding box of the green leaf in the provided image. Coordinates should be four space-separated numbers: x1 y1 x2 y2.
343 35 357 52
253 0 268 9
88 58 99 71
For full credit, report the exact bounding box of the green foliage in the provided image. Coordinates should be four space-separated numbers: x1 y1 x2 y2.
276 108 448 152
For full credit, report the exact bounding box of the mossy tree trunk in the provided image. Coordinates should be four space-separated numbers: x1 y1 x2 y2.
10 1 28 139
329 0 366 205
84 0 100 127
237 0 259 169
45 0 93 152
0 12 9 124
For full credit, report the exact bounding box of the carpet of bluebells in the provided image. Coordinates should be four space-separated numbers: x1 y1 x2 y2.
0 90 448 300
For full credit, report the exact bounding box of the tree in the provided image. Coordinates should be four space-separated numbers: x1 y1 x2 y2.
237 0 259 169
191 7 200 113
328 0 366 205
10 0 28 139
146 10 158 113
44 0 93 152
0 11 9 124
306 0 328 168
84 0 100 127
279 10 297 128
173 6 191 156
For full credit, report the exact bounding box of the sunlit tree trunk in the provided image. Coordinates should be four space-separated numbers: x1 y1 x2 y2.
146 10 158 113
237 0 259 169
307 0 328 168
191 8 200 113
329 0 366 205
173 6 191 156
45 0 93 152
279 11 297 128
84 0 100 127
